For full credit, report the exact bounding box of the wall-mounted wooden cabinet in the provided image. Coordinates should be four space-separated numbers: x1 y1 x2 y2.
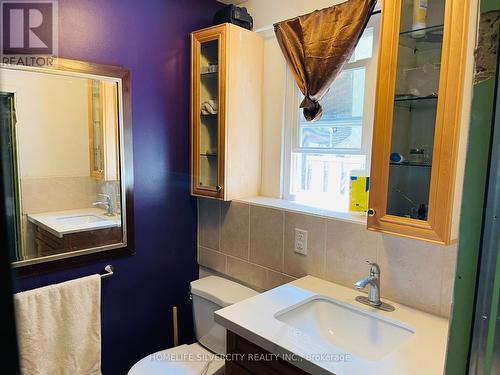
190 23 263 200
88 80 120 181
89 80 105 179
368 0 470 244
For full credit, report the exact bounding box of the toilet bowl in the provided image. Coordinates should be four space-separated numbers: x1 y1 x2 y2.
128 343 225 375
128 276 258 374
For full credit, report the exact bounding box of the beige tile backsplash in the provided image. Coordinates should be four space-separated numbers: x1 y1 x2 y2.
326 220 380 288
198 198 457 318
199 246 226 274
284 211 326 279
21 176 98 214
221 202 250 260
249 205 284 271
199 199 220 250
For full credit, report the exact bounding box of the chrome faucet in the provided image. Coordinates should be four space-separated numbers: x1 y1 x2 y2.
93 194 114 216
354 262 394 312
355 262 381 305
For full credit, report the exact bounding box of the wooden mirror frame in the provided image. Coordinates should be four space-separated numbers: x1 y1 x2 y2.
5 58 135 277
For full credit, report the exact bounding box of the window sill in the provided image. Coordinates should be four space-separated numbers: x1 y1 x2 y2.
234 196 367 225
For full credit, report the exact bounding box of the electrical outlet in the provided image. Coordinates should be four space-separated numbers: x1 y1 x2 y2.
294 228 308 255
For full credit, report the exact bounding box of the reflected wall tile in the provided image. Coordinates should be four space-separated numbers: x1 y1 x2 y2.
21 176 98 214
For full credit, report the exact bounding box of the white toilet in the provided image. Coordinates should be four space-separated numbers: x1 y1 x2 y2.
128 276 258 374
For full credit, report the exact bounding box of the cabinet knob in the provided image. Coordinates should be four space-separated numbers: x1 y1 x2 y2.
367 208 376 217
216 185 222 192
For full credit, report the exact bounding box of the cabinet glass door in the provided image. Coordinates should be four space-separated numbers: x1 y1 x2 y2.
369 0 469 243
89 79 104 178
387 0 445 220
198 39 220 191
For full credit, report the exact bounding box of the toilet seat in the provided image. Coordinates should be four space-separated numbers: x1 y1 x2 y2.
128 343 225 375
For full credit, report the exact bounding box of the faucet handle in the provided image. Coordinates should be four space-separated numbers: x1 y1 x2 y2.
98 193 111 202
366 261 380 276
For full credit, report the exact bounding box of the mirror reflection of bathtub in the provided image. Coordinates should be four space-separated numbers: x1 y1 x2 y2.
0 60 133 267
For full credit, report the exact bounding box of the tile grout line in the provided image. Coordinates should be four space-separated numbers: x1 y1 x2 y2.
218 200 221 253
225 254 297 281
198 246 225 273
282 209 285 273
437 246 446 317
197 199 200 264
199 245 225 254
376 232 382 265
323 218 327 279
247 203 251 261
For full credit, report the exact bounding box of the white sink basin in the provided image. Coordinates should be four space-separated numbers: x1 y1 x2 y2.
56 214 108 225
28 208 122 238
275 296 415 361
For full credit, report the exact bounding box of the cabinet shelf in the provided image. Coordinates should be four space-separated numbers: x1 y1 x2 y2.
200 153 217 157
394 94 438 102
390 161 432 168
394 95 438 109
399 24 444 37
399 25 444 51
201 65 218 75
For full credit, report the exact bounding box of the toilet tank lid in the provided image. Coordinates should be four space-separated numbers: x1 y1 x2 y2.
190 276 258 307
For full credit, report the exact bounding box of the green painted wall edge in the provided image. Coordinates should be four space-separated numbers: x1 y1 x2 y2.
445 77 496 375
445 0 499 370
484 240 500 373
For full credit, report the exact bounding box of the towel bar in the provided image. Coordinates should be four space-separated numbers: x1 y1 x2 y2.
101 265 114 279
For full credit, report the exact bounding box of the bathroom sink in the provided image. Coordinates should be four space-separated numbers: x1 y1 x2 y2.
28 209 121 238
275 296 415 361
56 214 108 225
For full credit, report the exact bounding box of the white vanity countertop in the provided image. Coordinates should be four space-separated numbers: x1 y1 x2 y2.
27 208 121 238
215 276 449 375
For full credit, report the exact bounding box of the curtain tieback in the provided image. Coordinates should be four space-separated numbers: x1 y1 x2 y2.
300 96 323 122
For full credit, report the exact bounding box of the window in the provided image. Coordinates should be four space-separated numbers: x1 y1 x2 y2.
284 15 380 213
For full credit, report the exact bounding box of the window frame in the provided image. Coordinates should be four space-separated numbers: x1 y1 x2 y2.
282 13 381 205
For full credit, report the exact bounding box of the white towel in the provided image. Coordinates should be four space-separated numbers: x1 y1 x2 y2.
201 100 218 115
14 275 102 375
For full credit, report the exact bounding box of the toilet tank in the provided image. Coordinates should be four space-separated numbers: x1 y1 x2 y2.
190 276 258 354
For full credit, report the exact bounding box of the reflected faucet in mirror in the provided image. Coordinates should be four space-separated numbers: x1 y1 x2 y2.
93 194 115 216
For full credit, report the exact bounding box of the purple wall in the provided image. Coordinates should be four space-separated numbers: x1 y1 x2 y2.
14 0 222 373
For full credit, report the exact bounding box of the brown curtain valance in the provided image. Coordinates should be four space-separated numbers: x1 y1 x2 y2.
274 0 376 121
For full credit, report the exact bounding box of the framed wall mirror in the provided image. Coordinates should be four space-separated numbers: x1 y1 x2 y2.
0 59 134 272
